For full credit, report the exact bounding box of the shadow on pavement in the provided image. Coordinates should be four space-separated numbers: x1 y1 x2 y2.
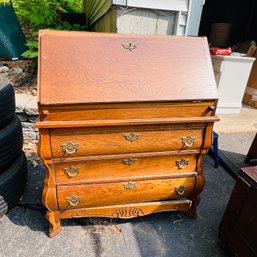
3 155 235 257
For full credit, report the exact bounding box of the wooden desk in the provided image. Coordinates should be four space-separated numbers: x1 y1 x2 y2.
35 30 219 237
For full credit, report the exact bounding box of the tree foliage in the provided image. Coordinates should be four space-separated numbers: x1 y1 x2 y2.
12 0 83 30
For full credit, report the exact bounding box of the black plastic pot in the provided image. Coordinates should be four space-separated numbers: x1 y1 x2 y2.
0 2 28 60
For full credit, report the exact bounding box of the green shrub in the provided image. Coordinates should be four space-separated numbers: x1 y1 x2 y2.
21 40 38 69
12 0 83 30
62 0 83 13
21 20 87 69
55 21 87 31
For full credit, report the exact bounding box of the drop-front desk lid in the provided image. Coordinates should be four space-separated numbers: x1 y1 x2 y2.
38 30 218 106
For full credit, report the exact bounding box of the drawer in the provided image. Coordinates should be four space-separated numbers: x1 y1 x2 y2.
42 101 215 122
54 153 198 184
50 125 205 158
57 177 196 210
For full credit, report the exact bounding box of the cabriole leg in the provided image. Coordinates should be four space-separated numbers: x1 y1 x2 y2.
186 195 200 219
46 211 61 238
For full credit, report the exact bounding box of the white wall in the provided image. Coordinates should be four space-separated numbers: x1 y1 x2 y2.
113 0 205 36
93 0 205 36
116 8 177 35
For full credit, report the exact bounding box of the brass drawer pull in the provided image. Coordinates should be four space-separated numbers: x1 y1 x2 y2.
181 136 196 147
61 142 79 154
124 133 139 142
66 195 80 206
176 158 189 169
123 181 136 190
175 186 188 196
122 158 137 166
64 166 80 178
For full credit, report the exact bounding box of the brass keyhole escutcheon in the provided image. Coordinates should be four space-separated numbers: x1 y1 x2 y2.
61 142 79 154
122 158 137 166
124 133 139 142
64 166 80 178
176 158 189 169
66 195 80 206
181 136 196 147
123 181 136 190
122 42 137 51
175 186 188 196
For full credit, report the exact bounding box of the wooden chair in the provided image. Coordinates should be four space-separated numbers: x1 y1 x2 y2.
245 133 257 163
219 166 257 257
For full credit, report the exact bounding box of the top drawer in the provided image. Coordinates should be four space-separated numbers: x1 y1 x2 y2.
50 123 205 158
40 101 216 122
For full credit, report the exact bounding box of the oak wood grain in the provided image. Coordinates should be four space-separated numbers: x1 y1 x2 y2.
60 200 192 219
39 101 216 122
50 126 205 157
52 149 200 163
46 211 61 238
35 116 219 129
39 130 61 237
38 30 218 105
54 152 198 184
57 177 196 210
50 122 206 134
36 31 219 237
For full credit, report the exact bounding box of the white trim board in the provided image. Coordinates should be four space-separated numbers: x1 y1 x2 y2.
113 0 189 12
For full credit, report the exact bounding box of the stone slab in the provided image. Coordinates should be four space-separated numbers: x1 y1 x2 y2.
16 93 34 113
22 130 38 140
24 96 38 115
22 122 38 131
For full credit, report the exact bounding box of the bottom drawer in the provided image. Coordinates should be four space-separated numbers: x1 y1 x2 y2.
57 177 195 210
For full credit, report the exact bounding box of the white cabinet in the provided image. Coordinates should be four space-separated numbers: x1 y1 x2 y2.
212 55 255 114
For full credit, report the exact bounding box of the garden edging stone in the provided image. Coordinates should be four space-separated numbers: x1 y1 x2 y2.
15 92 39 150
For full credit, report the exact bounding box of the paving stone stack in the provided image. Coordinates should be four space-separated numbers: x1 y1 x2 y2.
16 93 38 153
1 63 38 159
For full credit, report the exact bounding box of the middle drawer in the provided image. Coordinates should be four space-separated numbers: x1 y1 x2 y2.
50 125 205 158
54 152 199 184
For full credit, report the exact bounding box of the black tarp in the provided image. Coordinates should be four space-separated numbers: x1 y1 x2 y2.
0 3 28 60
